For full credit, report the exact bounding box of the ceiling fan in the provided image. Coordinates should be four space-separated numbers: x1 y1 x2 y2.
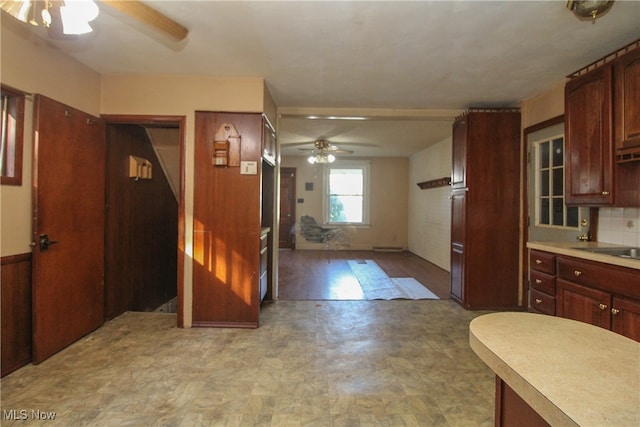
0 0 188 40
290 140 355 164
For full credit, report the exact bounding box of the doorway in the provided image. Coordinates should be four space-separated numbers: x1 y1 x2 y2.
279 167 296 249
103 115 185 324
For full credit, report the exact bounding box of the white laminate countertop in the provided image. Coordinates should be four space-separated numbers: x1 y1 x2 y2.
527 241 640 270
470 312 640 427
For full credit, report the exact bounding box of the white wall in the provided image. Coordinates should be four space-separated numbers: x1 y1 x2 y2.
408 137 452 271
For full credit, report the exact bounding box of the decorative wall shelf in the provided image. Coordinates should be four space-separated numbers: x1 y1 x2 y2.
417 177 451 189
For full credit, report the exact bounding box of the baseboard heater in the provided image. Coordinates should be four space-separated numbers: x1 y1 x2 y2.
372 246 404 252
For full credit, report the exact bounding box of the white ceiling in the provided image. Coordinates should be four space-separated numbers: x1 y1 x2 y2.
8 0 640 158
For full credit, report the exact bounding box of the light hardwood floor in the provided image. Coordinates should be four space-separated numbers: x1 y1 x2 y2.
278 250 451 301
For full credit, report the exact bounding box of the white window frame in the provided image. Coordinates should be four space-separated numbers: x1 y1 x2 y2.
534 134 580 230
322 160 371 226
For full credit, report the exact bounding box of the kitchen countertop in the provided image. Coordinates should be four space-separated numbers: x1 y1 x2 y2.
470 312 640 427
527 241 640 270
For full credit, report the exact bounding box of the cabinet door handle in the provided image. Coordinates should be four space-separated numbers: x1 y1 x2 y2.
602 191 610 195
535 259 543 265
599 303 608 310
611 308 620 315
574 270 582 277
535 279 542 284
535 298 542 304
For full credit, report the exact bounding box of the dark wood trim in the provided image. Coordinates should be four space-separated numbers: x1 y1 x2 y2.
1 252 32 265
1 84 26 186
523 114 564 136
103 114 186 327
522 114 565 308
1 252 32 377
192 321 258 329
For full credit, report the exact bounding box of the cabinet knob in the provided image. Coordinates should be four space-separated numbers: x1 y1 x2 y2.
602 191 610 195
535 279 542 284
535 259 543 265
535 298 542 304
611 308 620 315
599 303 608 310
574 270 582 277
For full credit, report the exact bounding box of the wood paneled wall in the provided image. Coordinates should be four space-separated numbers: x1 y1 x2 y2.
1 253 32 377
104 124 178 319
192 112 262 327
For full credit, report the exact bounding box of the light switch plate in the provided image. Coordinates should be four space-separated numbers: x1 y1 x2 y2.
240 161 258 175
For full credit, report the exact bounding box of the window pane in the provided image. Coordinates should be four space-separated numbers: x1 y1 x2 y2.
540 170 549 197
552 137 564 167
540 198 549 225
552 168 563 196
552 198 564 226
330 169 363 195
330 195 362 222
539 142 549 169
328 167 365 224
567 206 579 228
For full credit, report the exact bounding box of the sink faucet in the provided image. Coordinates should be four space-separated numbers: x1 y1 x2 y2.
577 234 590 241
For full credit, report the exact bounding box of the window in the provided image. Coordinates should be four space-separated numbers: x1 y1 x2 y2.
535 134 579 228
1 85 25 186
324 161 370 225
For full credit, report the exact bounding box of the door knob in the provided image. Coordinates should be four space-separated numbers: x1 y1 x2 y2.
37 234 58 252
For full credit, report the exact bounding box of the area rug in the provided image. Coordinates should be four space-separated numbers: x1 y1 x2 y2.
347 260 440 300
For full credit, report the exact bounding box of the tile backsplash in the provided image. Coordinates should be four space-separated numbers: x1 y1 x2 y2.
598 208 640 247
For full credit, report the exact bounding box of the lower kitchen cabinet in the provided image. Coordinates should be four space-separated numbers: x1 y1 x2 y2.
611 296 640 341
529 249 640 342
557 279 611 330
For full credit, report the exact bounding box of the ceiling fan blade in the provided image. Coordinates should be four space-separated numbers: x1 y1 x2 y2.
100 0 188 41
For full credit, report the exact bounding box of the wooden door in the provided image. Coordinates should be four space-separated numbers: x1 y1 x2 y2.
450 189 466 302
451 116 467 188
611 296 640 342
32 95 105 363
614 47 640 152
279 167 296 248
565 65 614 205
556 279 611 331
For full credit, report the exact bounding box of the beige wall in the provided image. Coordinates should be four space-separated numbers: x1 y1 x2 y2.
1 21 272 327
280 156 409 251
408 137 452 271
1 21 102 257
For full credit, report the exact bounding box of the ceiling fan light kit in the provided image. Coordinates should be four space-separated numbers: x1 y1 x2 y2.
566 0 615 23
307 152 336 164
1 0 99 35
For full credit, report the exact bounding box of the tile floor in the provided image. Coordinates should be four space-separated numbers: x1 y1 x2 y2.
1 300 494 426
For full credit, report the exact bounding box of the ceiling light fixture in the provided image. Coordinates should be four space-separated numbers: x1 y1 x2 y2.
566 0 614 23
307 152 336 164
0 0 99 35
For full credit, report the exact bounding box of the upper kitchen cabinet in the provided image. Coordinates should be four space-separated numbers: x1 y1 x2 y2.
565 64 614 206
262 115 277 166
565 40 640 207
614 45 640 158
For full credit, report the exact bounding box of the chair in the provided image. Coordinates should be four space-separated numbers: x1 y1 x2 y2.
299 215 339 243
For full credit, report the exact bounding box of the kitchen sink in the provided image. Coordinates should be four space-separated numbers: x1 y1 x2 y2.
573 247 640 260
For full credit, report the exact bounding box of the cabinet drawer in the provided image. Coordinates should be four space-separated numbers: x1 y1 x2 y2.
557 257 640 299
530 289 555 315
529 250 556 275
260 247 268 274
530 270 556 296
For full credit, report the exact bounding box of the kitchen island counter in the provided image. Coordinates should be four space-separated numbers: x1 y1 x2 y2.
470 312 639 427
